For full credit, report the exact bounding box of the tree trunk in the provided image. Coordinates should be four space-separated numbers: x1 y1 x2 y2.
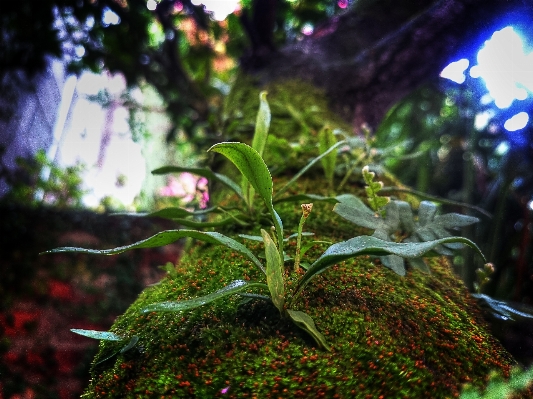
248 0 532 130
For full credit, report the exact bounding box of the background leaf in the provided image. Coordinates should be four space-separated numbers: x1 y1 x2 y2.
318 126 337 186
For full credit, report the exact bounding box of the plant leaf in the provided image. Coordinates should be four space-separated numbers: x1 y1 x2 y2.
113 206 221 219
286 309 331 351
119 335 139 354
275 140 347 199
142 280 269 313
473 294 533 321
380 254 406 276
418 201 438 226
209 142 284 255
261 229 285 313
335 194 374 214
44 229 265 275
70 329 123 341
252 91 271 157
333 203 388 231
434 213 480 229
295 235 486 295
318 126 337 184
151 165 244 202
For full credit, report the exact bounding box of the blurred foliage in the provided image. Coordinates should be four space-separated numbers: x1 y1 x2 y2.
1 0 344 143
374 79 533 304
0 148 86 208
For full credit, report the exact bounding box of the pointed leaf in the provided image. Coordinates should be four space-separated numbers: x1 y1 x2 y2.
113 206 220 219
252 91 271 157
434 213 480 229
275 140 347 199
407 257 431 273
295 235 486 295
70 329 123 341
473 294 533 321
418 201 437 226
286 309 331 351
119 336 139 353
318 126 337 183
208 142 284 252
151 165 244 202
335 194 374 214
380 254 406 276
396 201 415 233
333 203 387 231
241 91 273 208
383 201 400 232
44 229 265 275
142 280 269 312
261 229 284 313
238 234 263 242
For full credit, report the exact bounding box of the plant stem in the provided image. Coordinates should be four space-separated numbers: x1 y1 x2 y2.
294 204 313 272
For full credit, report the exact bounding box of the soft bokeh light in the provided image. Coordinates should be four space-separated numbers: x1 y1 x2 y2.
146 0 157 11
191 0 239 21
102 7 121 26
504 112 529 131
440 58 469 84
53 72 146 208
470 27 533 109
338 0 349 9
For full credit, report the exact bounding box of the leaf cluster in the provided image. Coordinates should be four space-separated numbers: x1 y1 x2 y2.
334 174 480 276
44 96 488 352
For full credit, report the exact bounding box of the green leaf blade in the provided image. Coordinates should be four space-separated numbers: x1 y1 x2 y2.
209 142 284 254
286 309 331 351
261 229 285 313
295 235 486 295
70 329 123 341
44 229 265 275
318 126 337 184
252 91 271 157
142 280 269 313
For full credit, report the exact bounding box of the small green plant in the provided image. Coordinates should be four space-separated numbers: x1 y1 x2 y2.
333 167 483 276
45 141 488 351
44 93 491 353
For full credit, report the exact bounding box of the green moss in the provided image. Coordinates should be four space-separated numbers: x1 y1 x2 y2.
223 75 351 171
82 182 516 398
81 78 521 398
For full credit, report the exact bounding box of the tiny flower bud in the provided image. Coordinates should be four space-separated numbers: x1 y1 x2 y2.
301 203 313 218
484 263 495 274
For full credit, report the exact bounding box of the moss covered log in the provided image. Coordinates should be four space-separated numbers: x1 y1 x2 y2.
81 78 527 398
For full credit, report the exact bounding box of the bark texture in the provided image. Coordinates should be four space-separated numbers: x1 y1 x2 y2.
247 0 532 130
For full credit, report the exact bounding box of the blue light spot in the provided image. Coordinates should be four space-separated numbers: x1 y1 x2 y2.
440 59 469 84
469 26 533 109
504 112 529 131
